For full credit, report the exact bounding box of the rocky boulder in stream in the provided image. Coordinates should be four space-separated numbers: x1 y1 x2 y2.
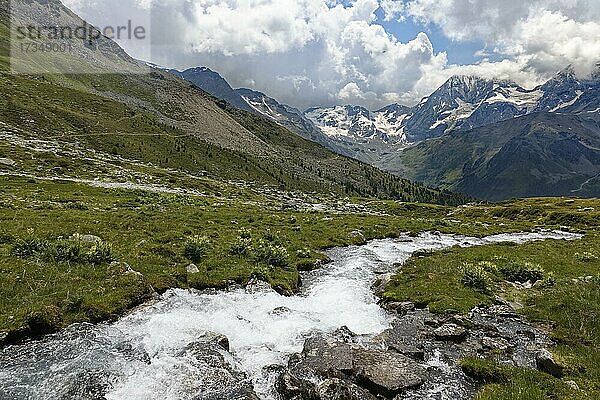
276 327 427 399
178 332 259 400
278 298 562 400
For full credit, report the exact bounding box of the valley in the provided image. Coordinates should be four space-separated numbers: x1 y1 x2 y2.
0 1 599 400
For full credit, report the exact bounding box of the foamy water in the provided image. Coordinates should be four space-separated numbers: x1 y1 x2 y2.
0 230 581 399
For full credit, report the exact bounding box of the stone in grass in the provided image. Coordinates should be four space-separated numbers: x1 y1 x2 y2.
0 158 16 167
69 234 102 243
433 323 468 342
535 349 564 377
186 263 200 274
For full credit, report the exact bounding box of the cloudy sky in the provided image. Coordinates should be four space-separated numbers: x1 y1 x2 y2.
65 0 600 110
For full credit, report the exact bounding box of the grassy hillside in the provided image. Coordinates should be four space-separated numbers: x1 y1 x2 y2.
0 4 467 205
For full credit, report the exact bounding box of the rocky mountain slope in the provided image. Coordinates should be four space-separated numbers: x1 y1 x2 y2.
171 67 256 113
234 88 340 152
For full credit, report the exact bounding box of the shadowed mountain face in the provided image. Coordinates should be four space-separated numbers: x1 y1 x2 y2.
397 113 600 201
0 0 468 205
171 67 256 113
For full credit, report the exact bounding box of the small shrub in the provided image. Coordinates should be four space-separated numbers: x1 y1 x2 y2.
229 236 253 256
11 238 49 258
478 260 499 275
183 235 211 263
249 266 271 282
238 228 252 239
253 239 289 268
88 241 115 265
52 240 87 263
461 263 491 293
575 251 598 262
499 261 544 283
541 271 557 288
263 229 280 243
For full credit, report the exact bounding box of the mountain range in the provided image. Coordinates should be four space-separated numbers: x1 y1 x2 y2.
172 64 600 200
0 0 465 206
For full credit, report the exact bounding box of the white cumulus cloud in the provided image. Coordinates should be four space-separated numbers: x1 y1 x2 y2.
62 0 600 110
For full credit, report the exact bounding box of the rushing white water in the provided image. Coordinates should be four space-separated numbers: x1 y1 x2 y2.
0 230 581 400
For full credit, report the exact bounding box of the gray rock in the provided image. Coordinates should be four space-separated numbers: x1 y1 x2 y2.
179 332 258 400
351 348 426 397
487 304 517 317
565 380 579 391
433 323 468 342
331 326 356 343
300 336 353 375
203 332 230 351
317 378 376 400
81 234 102 243
276 369 315 400
372 273 394 297
187 263 200 274
482 337 511 352
385 301 415 314
536 349 564 377
70 234 102 243
0 158 16 167
349 230 364 238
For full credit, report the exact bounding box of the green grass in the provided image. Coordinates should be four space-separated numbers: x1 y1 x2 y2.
460 357 589 400
1 175 596 346
0 174 490 340
384 199 600 398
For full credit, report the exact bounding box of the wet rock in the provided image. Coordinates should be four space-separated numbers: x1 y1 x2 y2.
181 333 258 400
317 378 376 400
536 349 564 377
56 370 111 400
433 323 468 342
385 301 415 315
270 306 292 315
372 273 394 297
205 332 230 351
482 337 511 352
298 336 354 376
276 369 316 400
186 263 200 274
278 329 426 400
352 348 426 397
331 326 356 343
